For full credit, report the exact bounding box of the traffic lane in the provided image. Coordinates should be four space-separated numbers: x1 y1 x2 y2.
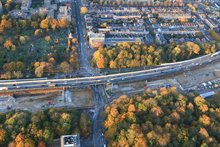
0 64 210 87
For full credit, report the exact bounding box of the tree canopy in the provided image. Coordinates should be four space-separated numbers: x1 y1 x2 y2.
0 108 92 146
92 42 217 69
103 88 220 146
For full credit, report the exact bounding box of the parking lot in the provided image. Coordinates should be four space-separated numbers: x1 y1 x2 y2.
175 60 220 91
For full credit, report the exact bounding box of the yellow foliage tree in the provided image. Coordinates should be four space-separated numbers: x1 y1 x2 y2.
80 7 88 14
40 18 49 29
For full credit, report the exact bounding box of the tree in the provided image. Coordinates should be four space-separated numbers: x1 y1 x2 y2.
110 107 119 118
128 104 135 112
0 109 91 146
34 29 42 36
199 128 209 139
185 42 200 55
18 19 28 29
40 18 49 29
80 7 88 14
0 127 8 144
109 60 117 68
8 141 16 147
13 71 23 79
50 19 58 30
103 88 220 146
31 21 39 28
3 61 24 72
60 61 72 73
199 115 211 126
3 38 15 50
58 18 69 28
35 66 45 77
44 36 51 42
0 24 4 34
79 113 91 137
1 19 12 29
194 96 206 107
19 36 26 44
208 30 220 42
37 141 46 147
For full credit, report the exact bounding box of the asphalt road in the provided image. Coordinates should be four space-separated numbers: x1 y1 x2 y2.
0 51 219 90
73 0 93 76
73 1 106 146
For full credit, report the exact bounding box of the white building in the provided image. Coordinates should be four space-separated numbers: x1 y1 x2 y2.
61 135 80 147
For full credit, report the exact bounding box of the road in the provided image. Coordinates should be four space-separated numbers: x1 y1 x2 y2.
73 0 93 76
73 0 106 146
92 85 106 147
0 51 219 90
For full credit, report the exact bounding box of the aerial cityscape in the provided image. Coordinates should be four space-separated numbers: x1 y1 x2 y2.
0 0 219 146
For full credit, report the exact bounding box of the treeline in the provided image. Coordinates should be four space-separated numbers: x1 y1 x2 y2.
0 108 92 146
103 87 220 146
92 42 217 69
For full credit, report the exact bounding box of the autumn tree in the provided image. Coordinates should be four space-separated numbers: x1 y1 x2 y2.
40 18 49 29
60 61 72 73
79 113 92 137
34 62 47 77
50 19 58 30
208 30 220 42
58 18 70 28
34 29 43 36
103 87 220 146
3 38 15 50
0 127 8 145
80 7 88 14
